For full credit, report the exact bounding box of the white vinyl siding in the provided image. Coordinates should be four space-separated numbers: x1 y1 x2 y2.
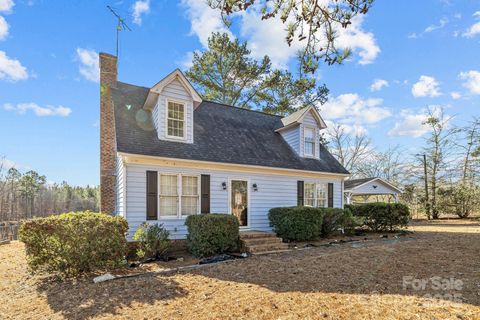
301 111 320 159
115 155 125 217
155 78 194 143
123 163 343 239
279 125 300 155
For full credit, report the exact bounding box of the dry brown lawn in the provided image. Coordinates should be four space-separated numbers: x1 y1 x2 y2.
1 219 479 320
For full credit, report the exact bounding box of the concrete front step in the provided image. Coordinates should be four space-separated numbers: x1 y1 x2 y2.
239 231 277 239
247 243 290 254
242 237 284 246
239 230 289 254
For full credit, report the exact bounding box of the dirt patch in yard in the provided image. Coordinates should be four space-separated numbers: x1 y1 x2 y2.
1 219 479 320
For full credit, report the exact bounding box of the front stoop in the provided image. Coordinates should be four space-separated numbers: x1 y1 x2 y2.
240 231 289 255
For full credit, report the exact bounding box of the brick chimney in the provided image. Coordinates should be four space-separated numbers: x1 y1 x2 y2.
99 52 117 214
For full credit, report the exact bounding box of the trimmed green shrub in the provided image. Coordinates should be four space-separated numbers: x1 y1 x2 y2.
321 208 356 237
185 214 239 257
19 211 128 276
268 206 323 241
348 202 410 232
133 223 171 260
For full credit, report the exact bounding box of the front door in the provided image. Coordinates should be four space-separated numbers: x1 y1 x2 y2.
231 180 248 227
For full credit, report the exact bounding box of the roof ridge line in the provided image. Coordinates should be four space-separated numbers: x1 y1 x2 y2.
202 100 283 118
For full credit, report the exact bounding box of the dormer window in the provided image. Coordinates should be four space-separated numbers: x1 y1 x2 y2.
166 100 185 139
304 127 315 157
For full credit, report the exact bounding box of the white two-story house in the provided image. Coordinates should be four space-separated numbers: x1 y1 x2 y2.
99 52 350 241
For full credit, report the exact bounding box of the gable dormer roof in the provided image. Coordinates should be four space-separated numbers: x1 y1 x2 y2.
142 69 202 110
276 106 327 132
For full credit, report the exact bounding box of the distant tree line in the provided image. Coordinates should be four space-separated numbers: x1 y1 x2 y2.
0 164 99 222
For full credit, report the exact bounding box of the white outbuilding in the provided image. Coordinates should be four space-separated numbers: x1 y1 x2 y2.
344 178 402 205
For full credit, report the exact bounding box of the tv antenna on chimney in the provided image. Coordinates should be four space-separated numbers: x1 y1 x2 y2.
106 5 131 58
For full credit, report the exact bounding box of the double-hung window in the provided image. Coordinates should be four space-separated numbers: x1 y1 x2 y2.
159 174 199 218
304 183 327 208
166 101 185 139
304 127 315 157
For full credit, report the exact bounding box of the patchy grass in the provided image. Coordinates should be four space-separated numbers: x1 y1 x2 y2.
1 219 479 320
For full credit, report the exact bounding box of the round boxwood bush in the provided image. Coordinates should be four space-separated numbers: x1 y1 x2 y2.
348 202 410 231
268 206 323 241
185 214 239 257
19 211 128 276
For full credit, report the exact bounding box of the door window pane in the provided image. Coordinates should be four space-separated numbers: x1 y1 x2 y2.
231 180 248 226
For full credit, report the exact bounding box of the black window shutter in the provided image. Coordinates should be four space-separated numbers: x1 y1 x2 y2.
146 171 158 220
297 181 304 206
201 174 210 214
327 183 334 207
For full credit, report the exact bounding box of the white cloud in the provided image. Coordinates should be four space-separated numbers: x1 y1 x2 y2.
411 75 441 97
424 17 448 33
388 106 443 138
462 22 480 38
177 51 196 70
0 0 14 13
370 78 389 91
0 50 28 81
181 0 232 48
0 16 8 40
462 11 480 38
324 119 368 136
334 15 380 65
76 48 99 83
459 70 480 95
3 102 71 117
320 93 392 130
132 0 150 25
181 2 379 67
0 157 17 169
450 91 461 99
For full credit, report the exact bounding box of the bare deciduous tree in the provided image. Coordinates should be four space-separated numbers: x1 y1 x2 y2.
326 124 371 173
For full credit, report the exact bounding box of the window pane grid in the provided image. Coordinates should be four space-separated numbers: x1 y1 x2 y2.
304 183 327 208
304 127 315 156
167 101 185 138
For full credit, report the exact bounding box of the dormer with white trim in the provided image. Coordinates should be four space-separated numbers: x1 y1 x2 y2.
276 106 327 159
142 69 202 144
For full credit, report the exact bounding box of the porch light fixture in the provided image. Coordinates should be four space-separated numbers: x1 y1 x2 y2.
252 183 258 191
222 182 227 190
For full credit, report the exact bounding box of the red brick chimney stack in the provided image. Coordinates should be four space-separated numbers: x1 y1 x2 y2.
99 52 118 214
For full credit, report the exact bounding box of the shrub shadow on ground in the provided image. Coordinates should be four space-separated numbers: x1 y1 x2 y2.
36 274 187 320
185 222 480 307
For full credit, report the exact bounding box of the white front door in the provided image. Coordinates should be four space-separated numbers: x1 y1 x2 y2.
230 180 248 227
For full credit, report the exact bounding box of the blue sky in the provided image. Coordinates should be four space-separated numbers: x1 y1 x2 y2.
0 0 479 185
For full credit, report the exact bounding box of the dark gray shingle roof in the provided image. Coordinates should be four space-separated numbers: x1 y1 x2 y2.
112 81 349 175
344 178 377 190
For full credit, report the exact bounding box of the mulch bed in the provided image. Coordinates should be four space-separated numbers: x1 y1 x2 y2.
1 219 479 320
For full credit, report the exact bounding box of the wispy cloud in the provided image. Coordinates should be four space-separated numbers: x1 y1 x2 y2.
408 17 448 38
0 0 14 13
76 48 99 83
0 50 28 81
450 91 462 100
411 75 441 97
320 93 392 136
132 0 150 25
370 79 389 92
389 106 445 138
3 102 72 117
461 11 480 38
459 70 480 95
0 16 8 40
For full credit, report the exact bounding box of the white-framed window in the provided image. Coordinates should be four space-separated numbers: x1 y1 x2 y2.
166 100 185 139
304 127 315 157
159 173 199 218
304 182 327 208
